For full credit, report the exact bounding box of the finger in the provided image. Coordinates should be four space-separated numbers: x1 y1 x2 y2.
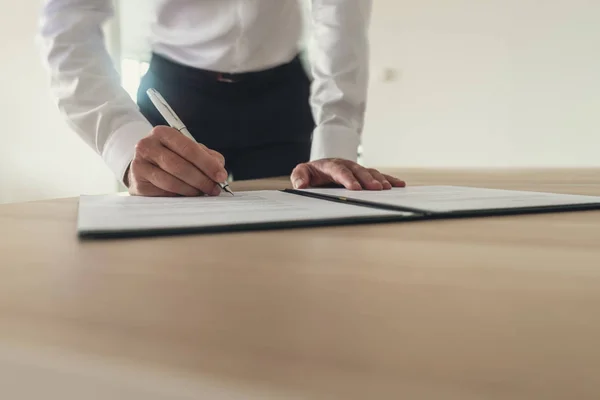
153 128 228 183
207 149 226 167
133 160 201 197
368 168 392 190
323 162 361 190
154 146 220 196
383 174 407 187
350 164 383 190
129 180 178 197
198 143 226 167
290 164 312 189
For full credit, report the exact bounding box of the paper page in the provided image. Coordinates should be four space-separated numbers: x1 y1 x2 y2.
302 186 600 213
77 190 412 235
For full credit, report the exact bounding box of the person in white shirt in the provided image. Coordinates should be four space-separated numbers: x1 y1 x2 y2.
38 0 405 197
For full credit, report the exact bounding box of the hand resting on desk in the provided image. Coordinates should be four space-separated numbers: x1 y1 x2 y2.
291 159 406 191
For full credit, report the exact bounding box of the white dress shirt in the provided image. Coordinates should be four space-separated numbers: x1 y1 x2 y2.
38 0 371 183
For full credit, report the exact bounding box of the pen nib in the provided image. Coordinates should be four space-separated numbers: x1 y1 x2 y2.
222 185 234 196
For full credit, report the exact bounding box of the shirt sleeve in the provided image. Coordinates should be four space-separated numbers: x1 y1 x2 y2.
308 0 372 162
38 0 153 184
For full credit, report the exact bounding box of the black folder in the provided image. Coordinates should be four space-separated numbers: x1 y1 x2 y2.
77 186 600 239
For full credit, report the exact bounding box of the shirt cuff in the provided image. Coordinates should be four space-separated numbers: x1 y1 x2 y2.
102 120 153 185
310 124 360 162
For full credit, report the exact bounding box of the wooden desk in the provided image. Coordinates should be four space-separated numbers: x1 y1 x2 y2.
1 169 600 399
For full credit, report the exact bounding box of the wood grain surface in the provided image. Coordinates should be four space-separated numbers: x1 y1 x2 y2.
1 169 599 399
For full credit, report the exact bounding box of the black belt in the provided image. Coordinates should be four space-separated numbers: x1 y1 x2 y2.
148 52 305 84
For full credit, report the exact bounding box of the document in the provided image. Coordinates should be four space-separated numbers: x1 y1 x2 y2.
77 186 600 239
301 186 600 213
77 190 410 237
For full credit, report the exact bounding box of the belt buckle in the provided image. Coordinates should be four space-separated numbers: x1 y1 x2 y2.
217 72 236 83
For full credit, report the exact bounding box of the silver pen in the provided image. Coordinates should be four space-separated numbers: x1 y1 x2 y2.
146 88 233 196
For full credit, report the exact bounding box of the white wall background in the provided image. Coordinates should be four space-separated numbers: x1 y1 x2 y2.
0 0 117 204
362 0 600 168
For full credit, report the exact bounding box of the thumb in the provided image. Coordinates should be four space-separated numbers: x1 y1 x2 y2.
290 164 311 189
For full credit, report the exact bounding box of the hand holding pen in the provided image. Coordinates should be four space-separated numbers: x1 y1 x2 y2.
125 89 233 197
